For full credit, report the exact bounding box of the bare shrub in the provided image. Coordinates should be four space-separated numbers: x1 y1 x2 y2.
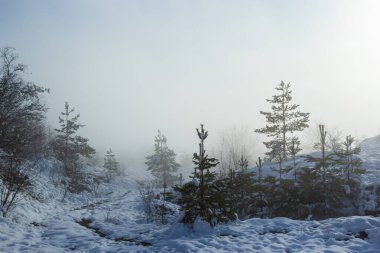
136 181 156 222
0 155 32 217
87 174 106 197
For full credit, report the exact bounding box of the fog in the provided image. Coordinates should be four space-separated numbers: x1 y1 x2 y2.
2 0 380 174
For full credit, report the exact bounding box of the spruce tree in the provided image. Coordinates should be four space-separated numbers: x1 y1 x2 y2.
255 81 310 180
104 149 119 181
145 130 179 187
52 102 95 191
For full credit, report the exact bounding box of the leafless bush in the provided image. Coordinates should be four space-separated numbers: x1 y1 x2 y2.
87 174 105 197
47 159 64 186
136 180 156 222
104 207 120 224
136 180 176 224
0 156 32 217
214 125 258 176
153 199 175 225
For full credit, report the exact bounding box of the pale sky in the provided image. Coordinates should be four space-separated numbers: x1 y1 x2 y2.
1 0 380 171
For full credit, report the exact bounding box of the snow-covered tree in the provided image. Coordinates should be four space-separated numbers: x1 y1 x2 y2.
145 130 179 187
104 149 119 180
255 81 310 180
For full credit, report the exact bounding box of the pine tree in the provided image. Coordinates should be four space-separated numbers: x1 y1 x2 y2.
255 81 310 180
304 125 328 214
335 135 364 182
288 136 301 181
255 157 265 215
271 178 299 218
104 149 119 181
239 155 249 173
51 102 95 192
192 124 219 220
231 156 257 218
175 124 235 226
303 125 344 218
297 166 324 218
335 135 365 211
145 130 179 187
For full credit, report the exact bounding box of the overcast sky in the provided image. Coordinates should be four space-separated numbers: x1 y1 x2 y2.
1 0 380 171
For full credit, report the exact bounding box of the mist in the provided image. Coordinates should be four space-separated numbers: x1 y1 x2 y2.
4 1 380 251
2 0 380 173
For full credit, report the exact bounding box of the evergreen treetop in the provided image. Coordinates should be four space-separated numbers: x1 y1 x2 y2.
53 102 95 162
193 125 219 174
335 135 364 182
255 81 310 179
145 130 179 186
175 124 236 227
104 149 119 179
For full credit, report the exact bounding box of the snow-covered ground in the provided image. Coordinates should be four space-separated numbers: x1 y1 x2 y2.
253 134 380 186
1 134 380 252
2 173 380 253
360 134 380 185
1 175 380 252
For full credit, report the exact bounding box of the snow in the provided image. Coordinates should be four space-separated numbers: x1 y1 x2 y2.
360 134 380 185
2 134 380 252
249 134 380 186
1 170 380 253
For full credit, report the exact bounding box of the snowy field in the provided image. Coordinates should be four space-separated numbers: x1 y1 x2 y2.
1 135 380 252
1 176 380 253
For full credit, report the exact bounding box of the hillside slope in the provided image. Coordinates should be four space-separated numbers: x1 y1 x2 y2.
2 135 380 252
360 134 380 184
2 171 380 252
